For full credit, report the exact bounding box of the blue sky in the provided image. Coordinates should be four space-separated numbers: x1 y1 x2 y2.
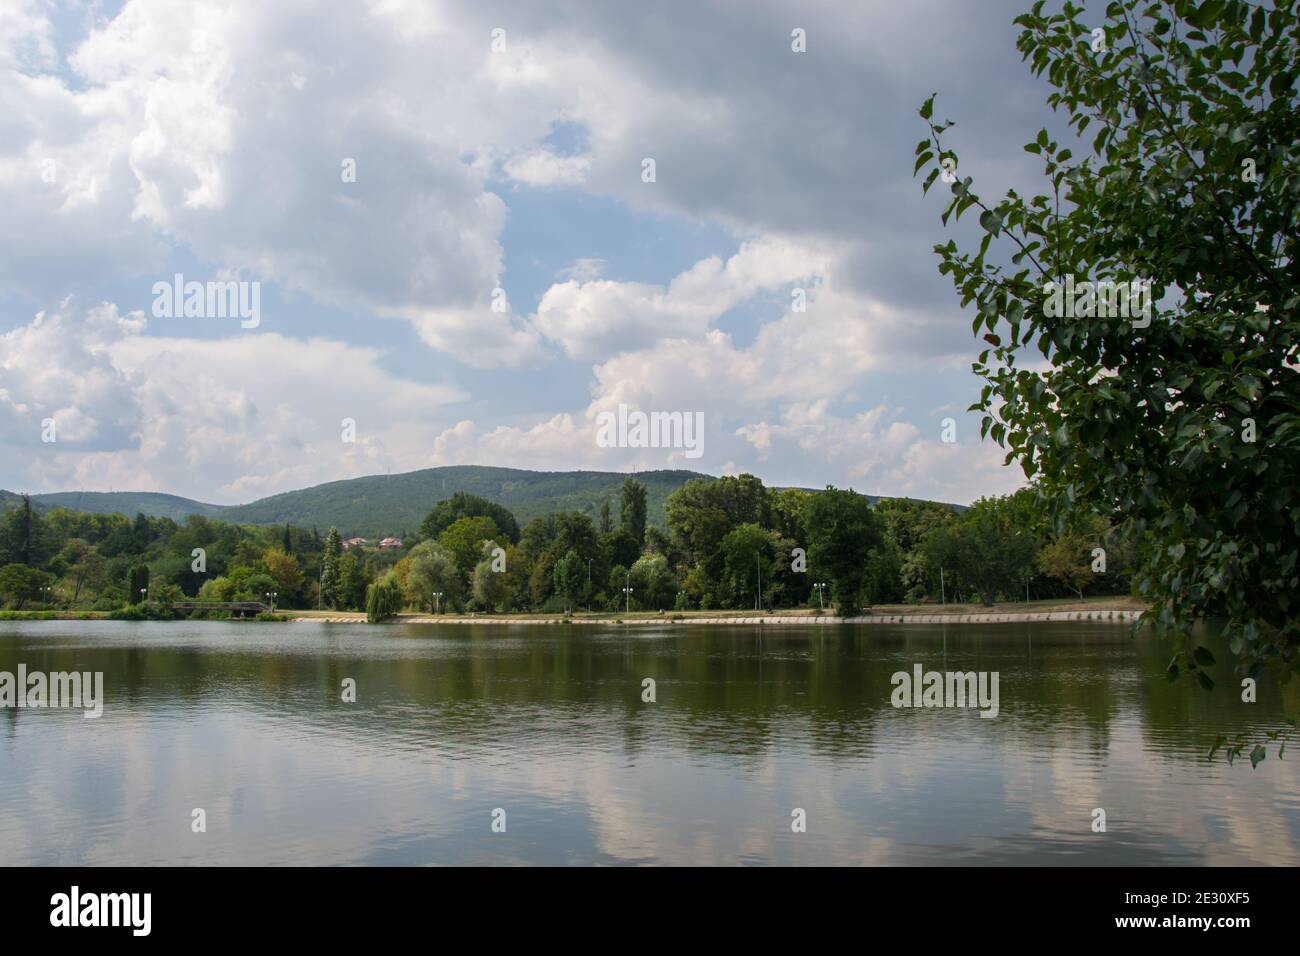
0 0 1059 504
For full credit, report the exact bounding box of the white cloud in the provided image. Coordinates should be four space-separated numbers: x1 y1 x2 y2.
0 299 145 449
0 0 570 365
0 0 56 71
503 148 590 187
0 0 1040 502
533 236 830 360
735 400 1024 503
0 300 466 501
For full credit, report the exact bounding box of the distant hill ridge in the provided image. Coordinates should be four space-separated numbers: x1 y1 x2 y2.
3 465 959 537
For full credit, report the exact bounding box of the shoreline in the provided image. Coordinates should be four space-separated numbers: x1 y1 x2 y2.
0 600 1147 626
296 602 1147 626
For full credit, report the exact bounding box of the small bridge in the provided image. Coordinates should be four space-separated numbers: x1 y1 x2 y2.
172 601 272 618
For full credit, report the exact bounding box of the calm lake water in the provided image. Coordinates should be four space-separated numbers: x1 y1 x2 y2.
1 619 1297 866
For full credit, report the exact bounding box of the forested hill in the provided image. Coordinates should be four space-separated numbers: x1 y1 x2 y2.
22 491 226 523
5 465 962 537
6 466 715 537
218 466 707 535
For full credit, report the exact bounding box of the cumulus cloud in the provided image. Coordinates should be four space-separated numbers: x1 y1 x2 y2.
503 148 590 187
533 236 831 360
0 0 1043 501
0 300 145 450
1 300 465 501
0 0 559 364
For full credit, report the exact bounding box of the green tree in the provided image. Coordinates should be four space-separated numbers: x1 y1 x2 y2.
365 573 403 623
128 565 150 604
874 498 956 555
56 539 105 604
864 538 905 605
1037 513 1109 599
719 523 779 609
803 487 883 616
262 548 305 606
336 552 370 610
601 528 641 571
916 0 1300 683
231 571 278 604
0 495 46 567
924 497 1037 606
438 516 502 585
420 492 520 544
553 549 584 614
608 564 630 611
403 540 459 612
769 487 810 543
198 576 235 603
620 477 648 545
666 474 773 601
472 542 510 611
148 582 185 613
629 552 675 610
0 563 51 609
320 527 343 609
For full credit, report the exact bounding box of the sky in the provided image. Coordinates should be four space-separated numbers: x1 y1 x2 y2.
0 0 1062 506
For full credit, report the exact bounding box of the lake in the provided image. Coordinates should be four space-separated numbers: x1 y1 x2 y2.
1 619 1296 865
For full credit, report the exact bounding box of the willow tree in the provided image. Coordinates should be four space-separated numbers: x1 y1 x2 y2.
915 2 1298 720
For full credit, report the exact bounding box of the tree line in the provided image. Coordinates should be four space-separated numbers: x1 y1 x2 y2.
0 475 1134 618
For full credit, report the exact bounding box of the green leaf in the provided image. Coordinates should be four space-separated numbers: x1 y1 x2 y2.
1193 646 1216 668
1249 745 1266 769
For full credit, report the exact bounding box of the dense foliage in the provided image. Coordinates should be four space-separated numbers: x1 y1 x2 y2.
1 474 1133 617
916 0 1299 687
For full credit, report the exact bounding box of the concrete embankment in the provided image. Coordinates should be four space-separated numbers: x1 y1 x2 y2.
295 609 1144 626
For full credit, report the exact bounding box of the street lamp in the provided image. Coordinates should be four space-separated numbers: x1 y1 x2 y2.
433 591 443 615
622 570 633 615
265 591 277 612
140 587 148 604
756 552 761 611
813 582 828 611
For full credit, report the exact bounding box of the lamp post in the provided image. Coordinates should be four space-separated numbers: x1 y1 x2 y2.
813 582 827 611
622 570 633 615
265 591 277 612
756 552 761 611
40 586 52 609
433 591 442 615
140 587 148 605
587 558 593 614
